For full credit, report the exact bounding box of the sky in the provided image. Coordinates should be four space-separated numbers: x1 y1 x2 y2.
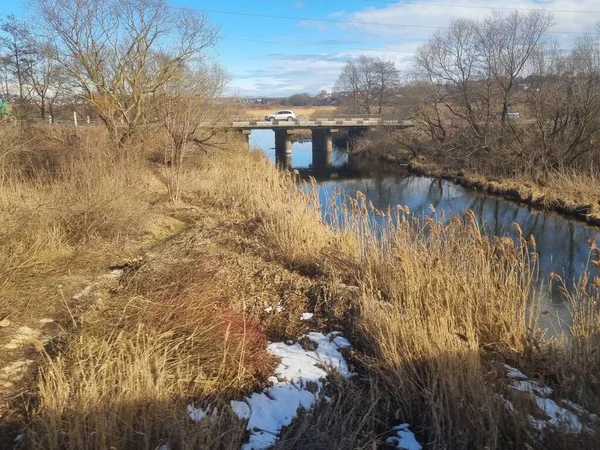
2 0 600 96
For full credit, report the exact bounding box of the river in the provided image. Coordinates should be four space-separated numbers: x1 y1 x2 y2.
251 130 599 332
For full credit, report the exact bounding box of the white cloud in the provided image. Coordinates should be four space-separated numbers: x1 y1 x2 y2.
348 0 599 38
229 53 349 96
230 0 600 96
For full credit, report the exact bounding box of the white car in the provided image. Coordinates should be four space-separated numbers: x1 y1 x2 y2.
265 110 297 122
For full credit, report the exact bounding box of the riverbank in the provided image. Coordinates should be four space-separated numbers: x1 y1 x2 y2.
374 152 600 227
3 127 600 449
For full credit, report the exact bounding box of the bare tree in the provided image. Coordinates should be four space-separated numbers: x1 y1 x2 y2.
334 56 399 115
33 0 219 143
415 11 554 165
0 15 36 104
0 54 10 99
478 10 554 123
415 18 493 152
25 42 71 119
156 63 231 201
373 59 400 114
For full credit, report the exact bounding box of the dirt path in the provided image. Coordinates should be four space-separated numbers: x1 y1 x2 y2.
0 268 126 444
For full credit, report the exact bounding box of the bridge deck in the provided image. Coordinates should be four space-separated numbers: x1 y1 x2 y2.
229 118 412 129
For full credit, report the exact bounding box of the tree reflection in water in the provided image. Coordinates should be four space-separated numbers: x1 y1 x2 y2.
315 175 598 331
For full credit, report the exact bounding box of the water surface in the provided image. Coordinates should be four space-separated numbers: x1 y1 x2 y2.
252 130 599 331
250 129 347 168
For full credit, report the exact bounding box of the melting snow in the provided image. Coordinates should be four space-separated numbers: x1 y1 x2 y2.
264 303 283 314
504 363 528 380
503 364 596 435
229 331 352 450
300 312 313 321
386 423 422 450
187 404 217 422
230 400 251 419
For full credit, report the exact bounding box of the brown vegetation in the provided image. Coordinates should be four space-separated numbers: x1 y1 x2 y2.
237 105 338 119
1 2 600 449
1 124 597 449
348 11 600 227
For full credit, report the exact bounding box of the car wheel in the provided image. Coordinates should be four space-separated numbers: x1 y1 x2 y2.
270 117 275 123
287 116 293 122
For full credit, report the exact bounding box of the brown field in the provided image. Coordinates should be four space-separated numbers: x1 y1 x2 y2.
238 104 338 119
1 123 599 449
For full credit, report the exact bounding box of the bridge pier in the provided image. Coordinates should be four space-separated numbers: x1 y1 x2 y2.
275 129 292 154
312 128 333 168
274 129 292 169
275 151 292 170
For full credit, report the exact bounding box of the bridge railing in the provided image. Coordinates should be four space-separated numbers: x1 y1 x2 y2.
226 118 413 128
231 114 383 122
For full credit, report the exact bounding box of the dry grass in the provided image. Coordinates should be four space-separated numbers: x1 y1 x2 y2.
542 169 600 200
0 125 154 294
238 105 338 119
555 263 600 418
173 148 600 448
27 329 248 450
322 196 541 448
8 130 600 449
177 148 358 273
24 233 279 449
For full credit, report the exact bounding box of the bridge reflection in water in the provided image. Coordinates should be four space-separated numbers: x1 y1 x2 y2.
252 128 597 331
251 130 356 178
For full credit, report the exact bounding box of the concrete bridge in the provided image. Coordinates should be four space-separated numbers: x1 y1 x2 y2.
229 117 412 168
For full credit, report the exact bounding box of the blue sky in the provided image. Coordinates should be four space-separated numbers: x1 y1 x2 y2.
2 0 600 96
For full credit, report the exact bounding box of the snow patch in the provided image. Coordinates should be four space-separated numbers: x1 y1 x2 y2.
264 303 283 314
511 380 553 397
504 363 527 380
300 312 313 321
386 423 422 450
503 364 596 435
230 331 352 450
230 400 251 419
187 404 217 422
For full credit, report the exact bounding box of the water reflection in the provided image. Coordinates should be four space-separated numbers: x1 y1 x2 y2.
316 176 594 287
316 176 599 329
253 133 598 331
275 151 292 170
250 129 347 169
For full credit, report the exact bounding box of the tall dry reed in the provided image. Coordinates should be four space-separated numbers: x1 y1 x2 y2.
21 143 600 449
